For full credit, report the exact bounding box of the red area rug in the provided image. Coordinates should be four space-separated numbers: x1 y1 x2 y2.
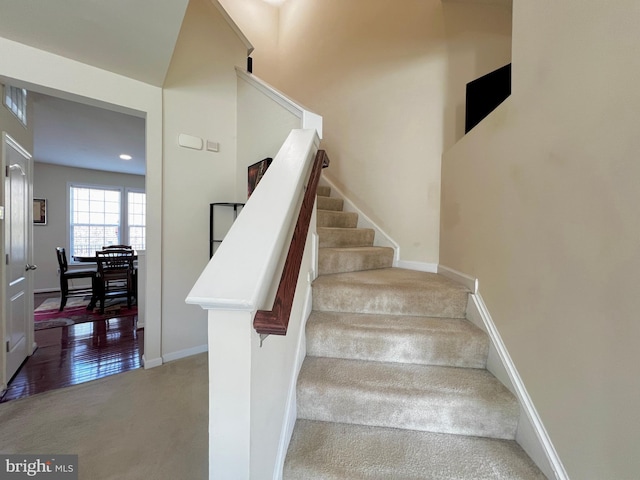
34 296 137 331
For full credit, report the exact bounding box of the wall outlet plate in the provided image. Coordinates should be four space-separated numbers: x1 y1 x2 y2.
0 206 4 220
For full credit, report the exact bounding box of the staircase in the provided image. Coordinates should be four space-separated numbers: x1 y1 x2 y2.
283 185 546 479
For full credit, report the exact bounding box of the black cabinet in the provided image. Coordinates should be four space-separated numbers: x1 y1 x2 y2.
209 202 244 258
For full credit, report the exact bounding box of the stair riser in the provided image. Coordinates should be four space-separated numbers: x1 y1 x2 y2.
318 247 394 275
296 396 517 440
317 185 331 197
306 317 488 368
317 196 343 211
317 210 358 228
297 359 519 440
318 228 374 248
313 283 468 318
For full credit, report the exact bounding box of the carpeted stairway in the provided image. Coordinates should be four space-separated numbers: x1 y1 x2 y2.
283 185 546 479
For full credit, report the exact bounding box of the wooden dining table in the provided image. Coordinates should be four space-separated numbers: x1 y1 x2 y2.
72 252 139 263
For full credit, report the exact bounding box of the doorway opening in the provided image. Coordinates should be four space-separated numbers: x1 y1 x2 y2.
1 85 148 402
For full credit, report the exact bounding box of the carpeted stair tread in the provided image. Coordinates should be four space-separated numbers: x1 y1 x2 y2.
317 209 359 228
297 356 519 439
318 226 375 248
313 268 469 317
317 196 343 211
283 420 546 480
318 246 394 275
306 311 488 368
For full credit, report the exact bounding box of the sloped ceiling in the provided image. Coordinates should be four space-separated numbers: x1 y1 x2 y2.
0 0 190 87
0 0 192 175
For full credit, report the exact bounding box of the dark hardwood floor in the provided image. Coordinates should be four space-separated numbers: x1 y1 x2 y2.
0 293 143 403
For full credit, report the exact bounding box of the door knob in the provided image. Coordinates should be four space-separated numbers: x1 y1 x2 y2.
25 264 38 271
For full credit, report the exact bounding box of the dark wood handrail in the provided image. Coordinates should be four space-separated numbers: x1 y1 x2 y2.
253 149 329 335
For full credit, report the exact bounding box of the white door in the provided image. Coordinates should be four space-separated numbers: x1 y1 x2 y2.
2 133 34 386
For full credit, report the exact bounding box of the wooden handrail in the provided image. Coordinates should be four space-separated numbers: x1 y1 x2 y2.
253 149 329 335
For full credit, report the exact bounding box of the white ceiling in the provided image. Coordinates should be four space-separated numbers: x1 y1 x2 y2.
0 0 190 176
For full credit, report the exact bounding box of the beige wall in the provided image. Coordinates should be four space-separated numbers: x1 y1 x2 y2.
32 163 144 292
218 0 280 85
162 0 248 358
224 0 511 264
442 1 512 147
440 0 640 478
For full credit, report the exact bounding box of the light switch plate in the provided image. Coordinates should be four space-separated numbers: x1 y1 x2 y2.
0 206 4 220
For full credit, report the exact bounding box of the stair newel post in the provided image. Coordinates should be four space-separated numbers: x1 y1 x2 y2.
206 309 253 480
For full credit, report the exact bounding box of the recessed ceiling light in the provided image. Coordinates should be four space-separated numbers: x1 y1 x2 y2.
119 154 132 160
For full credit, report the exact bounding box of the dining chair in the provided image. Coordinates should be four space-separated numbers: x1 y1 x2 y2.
55 247 97 311
102 245 137 298
95 249 135 314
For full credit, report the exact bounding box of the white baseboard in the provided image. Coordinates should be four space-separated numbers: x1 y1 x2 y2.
34 288 60 294
161 344 208 364
319 175 400 262
471 292 568 480
395 260 438 273
142 355 163 369
437 264 478 293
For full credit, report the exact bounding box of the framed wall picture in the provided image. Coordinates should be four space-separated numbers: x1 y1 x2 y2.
247 157 273 198
33 198 47 225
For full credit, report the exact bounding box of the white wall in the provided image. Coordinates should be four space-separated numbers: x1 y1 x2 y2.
32 162 144 291
0 35 164 366
226 0 511 265
440 0 640 478
162 0 248 360
236 72 303 201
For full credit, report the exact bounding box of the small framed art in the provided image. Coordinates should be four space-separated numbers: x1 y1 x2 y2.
33 198 47 225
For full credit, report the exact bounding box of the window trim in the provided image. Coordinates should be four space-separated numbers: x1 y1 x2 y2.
125 187 146 252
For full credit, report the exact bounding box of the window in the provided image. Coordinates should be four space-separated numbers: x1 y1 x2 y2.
70 186 121 257
3 85 27 126
127 190 146 251
69 185 146 258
